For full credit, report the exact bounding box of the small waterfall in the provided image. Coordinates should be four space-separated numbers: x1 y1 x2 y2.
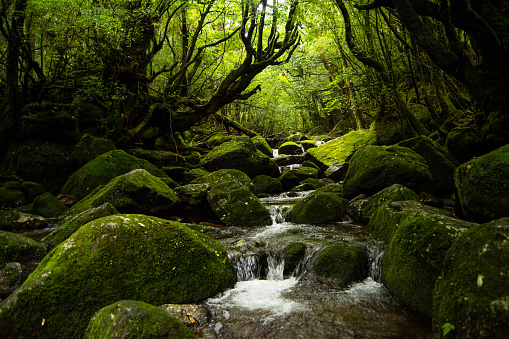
266 247 285 280
368 238 385 282
229 253 260 281
272 148 279 158
267 205 291 224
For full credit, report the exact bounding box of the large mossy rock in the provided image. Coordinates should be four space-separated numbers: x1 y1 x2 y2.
61 169 179 219
313 244 369 286
0 210 47 231
397 135 458 194
60 149 168 201
288 192 349 224
0 188 27 210
278 141 302 155
252 175 283 196
191 168 254 192
126 149 186 168
172 184 218 223
433 218 509 338
0 262 23 299
207 181 272 226
84 300 196 339
368 201 477 316
200 136 279 178
68 134 116 170
454 144 509 222
0 230 47 267
32 192 68 218
251 135 273 157
283 242 306 277
348 184 420 224
0 214 236 338
287 166 319 181
307 129 377 167
42 203 118 248
446 126 484 163
343 145 433 199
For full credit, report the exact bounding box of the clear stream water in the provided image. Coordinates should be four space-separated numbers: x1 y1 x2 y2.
203 191 432 339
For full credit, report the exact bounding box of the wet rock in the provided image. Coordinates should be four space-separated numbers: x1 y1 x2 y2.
207 181 272 226
161 303 210 328
299 140 318 151
61 169 179 219
172 184 219 223
85 300 197 339
0 230 47 267
60 149 168 201
292 178 325 192
288 192 349 224
314 244 368 286
323 162 348 182
343 145 433 199
0 188 27 210
433 217 509 338
0 262 23 299
288 166 319 181
0 214 236 338
32 192 68 218
252 175 283 196
454 144 509 222
278 171 300 191
369 200 477 316
307 129 377 167
397 135 458 194
284 242 306 277
278 141 302 155
312 183 343 197
43 203 118 248
68 134 116 170
0 210 47 231
347 184 420 224
191 169 254 192
251 135 273 157
282 133 305 143
200 136 279 178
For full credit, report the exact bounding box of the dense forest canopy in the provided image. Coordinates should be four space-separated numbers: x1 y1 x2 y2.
1 0 508 151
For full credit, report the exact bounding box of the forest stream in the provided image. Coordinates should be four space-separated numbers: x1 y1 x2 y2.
203 191 432 339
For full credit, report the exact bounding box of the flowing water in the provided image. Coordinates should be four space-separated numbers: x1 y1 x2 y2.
203 191 432 338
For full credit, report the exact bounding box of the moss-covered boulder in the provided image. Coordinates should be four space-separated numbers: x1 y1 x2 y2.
207 181 272 226
454 144 509 222
323 162 348 182
84 300 196 339
278 171 300 190
278 141 302 155
60 149 168 201
200 136 279 178
307 129 377 167
0 262 23 299
252 135 273 157
397 135 458 194
61 169 179 219
299 139 317 151
126 149 186 168
347 184 420 224
288 166 319 181
298 178 326 190
0 210 47 231
21 181 46 202
343 145 433 199
191 168 254 192
288 192 349 224
182 167 209 184
282 133 304 143
0 230 47 267
284 242 306 277
446 126 484 163
172 184 218 223
0 214 236 338
433 218 509 338
252 175 283 196
68 134 116 170
0 188 27 210
42 203 118 248
368 201 477 316
313 244 368 286
312 183 343 197
32 192 68 218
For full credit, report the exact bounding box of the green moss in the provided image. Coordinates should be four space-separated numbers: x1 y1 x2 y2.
21 181 46 202
252 175 283 195
299 178 325 190
433 218 509 338
0 214 236 338
307 129 377 167
278 171 300 190
288 192 349 224
312 183 343 197
32 192 68 218
68 134 116 170
314 244 368 286
191 168 254 192
284 242 306 277
60 149 169 201
0 188 27 210
288 166 319 181
0 210 47 231
251 135 273 157
126 149 186 168
278 141 302 155
84 300 196 339
299 140 318 151
0 230 47 267
446 126 483 163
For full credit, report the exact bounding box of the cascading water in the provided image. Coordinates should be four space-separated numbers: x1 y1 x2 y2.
205 191 432 339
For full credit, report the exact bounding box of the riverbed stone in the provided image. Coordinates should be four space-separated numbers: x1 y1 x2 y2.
454 144 509 222
252 135 273 157
200 136 279 178
0 230 47 267
284 242 306 277
32 192 68 218
278 141 302 155
288 192 349 224
307 129 377 167
0 210 47 231
278 171 300 190
433 217 509 338
61 169 179 219
60 149 169 201
160 303 209 328
42 203 118 248
0 214 236 338
323 162 348 182
312 183 344 197
369 200 477 316
288 166 319 181
314 244 368 286
252 175 283 196
207 181 272 226
343 145 433 199
172 184 219 223
84 300 196 339
299 139 318 151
